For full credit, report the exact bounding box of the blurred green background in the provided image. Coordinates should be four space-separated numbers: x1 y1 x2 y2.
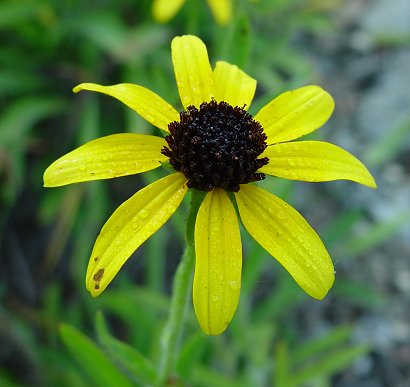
1 0 409 386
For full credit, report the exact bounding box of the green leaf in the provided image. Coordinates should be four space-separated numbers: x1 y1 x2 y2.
0 69 42 96
176 332 208 378
0 97 63 146
291 326 353 365
253 274 302 323
0 2 42 28
273 341 291 387
343 210 410 258
95 311 157 386
95 288 169 319
364 118 410 167
74 14 169 64
332 280 386 309
321 209 362 246
189 365 246 387
0 97 64 206
59 324 132 387
225 14 252 69
241 239 269 296
292 345 368 386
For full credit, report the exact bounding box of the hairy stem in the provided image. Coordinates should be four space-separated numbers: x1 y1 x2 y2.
156 190 204 385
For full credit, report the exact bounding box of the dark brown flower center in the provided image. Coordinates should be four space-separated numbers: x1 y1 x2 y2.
161 100 269 192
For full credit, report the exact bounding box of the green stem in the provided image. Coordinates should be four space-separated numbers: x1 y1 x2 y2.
156 190 204 386
186 0 199 35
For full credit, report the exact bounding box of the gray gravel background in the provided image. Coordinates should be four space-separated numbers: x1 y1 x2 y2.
298 0 410 386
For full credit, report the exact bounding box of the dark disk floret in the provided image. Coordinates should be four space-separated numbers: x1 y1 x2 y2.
161 100 269 192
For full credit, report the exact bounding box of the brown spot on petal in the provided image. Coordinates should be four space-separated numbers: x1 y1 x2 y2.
94 256 99 262
93 268 104 282
94 284 100 290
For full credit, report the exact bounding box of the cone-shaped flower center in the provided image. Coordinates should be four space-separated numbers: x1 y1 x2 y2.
162 100 269 192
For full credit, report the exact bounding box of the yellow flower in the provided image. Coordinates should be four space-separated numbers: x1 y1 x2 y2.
152 0 231 25
44 35 376 335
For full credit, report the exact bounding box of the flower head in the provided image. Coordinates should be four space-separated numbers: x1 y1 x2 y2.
152 0 232 25
44 35 376 335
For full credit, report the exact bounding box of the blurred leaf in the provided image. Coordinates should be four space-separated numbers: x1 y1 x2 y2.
0 97 63 206
42 283 62 346
0 373 18 387
95 311 157 385
257 0 299 13
59 324 132 387
253 274 302 323
321 209 362 246
273 341 291 387
292 345 368 386
92 287 169 352
74 13 126 57
275 327 368 387
0 69 42 96
38 188 68 223
240 323 275 385
258 176 295 203
77 96 100 143
343 210 410 258
291 326 353 365
41 186 84 279
332 280 386 309
364 118 410 167
189 365 246 387
0 1 42 28
145 226 167 292
373 33 410 48
216 14 252 69
176 331 208 378
97 288 168 317
241 239 269 296
74 14 169 64
0 97 64 146
40 347 90 387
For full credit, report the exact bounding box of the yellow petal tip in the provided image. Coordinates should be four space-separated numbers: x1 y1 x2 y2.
357 168 377 189
72 84 83 93
73 83 95 93
311 273 335 300
368 177 378 189
43 168 56 187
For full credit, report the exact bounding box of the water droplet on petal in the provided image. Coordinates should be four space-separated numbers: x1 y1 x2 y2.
139 209 150 219
228 280 240 291
79 165 86 171
288 158 296 167
212 295 219 302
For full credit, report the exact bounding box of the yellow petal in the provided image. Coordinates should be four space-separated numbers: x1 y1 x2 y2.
254 85 335 144
73 83 179 132
43 134 167 187
213 61 256 110
86 173 188 296
194 188 242 335
152 0 185 23
206 0 232 25
235 185 334 299
260 141 377 188
171 35 214 109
